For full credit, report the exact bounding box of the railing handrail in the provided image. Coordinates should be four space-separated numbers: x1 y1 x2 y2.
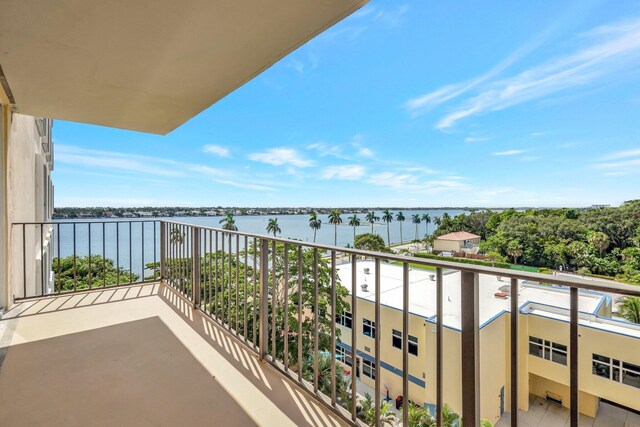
161 220 640 297
12 220 160 225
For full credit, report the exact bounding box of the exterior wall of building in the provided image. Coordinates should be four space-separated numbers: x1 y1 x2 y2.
0 93 7 313
336 291 640 424
433 239 462 252
2 110 53 305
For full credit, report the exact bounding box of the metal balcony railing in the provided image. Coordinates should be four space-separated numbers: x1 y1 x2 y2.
10 219 640 427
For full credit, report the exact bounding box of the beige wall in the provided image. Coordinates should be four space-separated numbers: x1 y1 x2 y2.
2 110 53 305
433 239 462 252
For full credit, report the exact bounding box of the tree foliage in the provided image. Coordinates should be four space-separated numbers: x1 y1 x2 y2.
354 233 391 253
53 255 140 291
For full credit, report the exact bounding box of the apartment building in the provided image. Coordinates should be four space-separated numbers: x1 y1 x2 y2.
336 260 640 425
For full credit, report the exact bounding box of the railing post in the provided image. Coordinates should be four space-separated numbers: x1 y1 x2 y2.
160 221 166 282
461 271 480 426
259 238 270 360
191 227 201 307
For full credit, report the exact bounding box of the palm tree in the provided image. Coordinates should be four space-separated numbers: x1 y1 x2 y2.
617 296 640 324
382 209 393 246
328 209 342 246
407 403 436 427
396 211 405 244
359 393 397 427
266 218 281 237
348 214 361 247
433 216 442 228
219 212 238 231
309 212 321 243
421 213 431 237
411 214 421 242
506 240 523 264
365 211 379 234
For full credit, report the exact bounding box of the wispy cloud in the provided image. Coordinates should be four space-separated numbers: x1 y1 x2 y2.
596 147 640 173
465 136 489 143
306 142 346 159
203 144 231 158
320 165 366 180
248 148 314 168
603 147 640 160
493 149 527 156
406 17 640 129
214 179 274 191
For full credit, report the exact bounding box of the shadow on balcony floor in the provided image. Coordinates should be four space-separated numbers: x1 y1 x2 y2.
0 284 346 427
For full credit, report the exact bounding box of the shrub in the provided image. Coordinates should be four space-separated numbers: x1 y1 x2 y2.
413 252 511 269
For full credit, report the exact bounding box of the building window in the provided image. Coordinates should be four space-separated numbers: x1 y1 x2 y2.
336 345 352 367
592 354 640 389
392 329 402 349
528 336 567 366
337 311 352 328
363 360 376 380
408 335 419 356
363 319 376 338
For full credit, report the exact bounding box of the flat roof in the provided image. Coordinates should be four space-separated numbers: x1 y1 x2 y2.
0 0 368 134
337 260 605 330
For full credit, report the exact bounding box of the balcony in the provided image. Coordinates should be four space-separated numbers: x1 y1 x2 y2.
3 220 640 427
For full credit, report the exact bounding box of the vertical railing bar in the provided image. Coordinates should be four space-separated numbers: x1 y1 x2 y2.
141 222 145 283
221 231 225 320
88 223 92 290
436 267 444 427
154 221 157 279
374 257 381 427
73 223 77 292
297 246 303 383
228 233 233 327
209 230 213 314
259 238 269 360
331 250 337 407
40 223 44 295
252 236 257 347
271 240 276 360
116 223 120 286
570 286 579 427
57 223 61 293
214 231 219 318
511 277 519 427
351 253 357 422
283 243 290 371
22 224 26 297
244 235 248 340
313 248 319 394
236 234 240 334
129 221 132 284
102 222 106 288
402 262 409 427
461 271 480 426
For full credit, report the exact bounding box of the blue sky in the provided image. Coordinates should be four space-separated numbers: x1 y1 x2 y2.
53 0 640 208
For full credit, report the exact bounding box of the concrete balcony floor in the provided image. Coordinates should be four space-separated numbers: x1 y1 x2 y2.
0 284 346 427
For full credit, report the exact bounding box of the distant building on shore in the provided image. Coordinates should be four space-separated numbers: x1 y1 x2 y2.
433 231 481 254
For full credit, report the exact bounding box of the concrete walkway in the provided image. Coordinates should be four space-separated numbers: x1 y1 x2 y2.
496 395 640 427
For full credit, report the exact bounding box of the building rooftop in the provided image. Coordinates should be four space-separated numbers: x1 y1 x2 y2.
435 231 481 241
337 260 607 330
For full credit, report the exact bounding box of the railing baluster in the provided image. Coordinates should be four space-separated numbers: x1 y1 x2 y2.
297 246 303 383
192 227 201 307
116 223 120 286
88 223 92 290
313 248 319 394
102 222 106 288
129 221 132 284
221 232 226 322
215 231 219 319
229 233 233 327
57 223 61 293
252 237 258 347
236 234 240 334
244 235 248 340
73 222 77 292
259 238 269 360
402 262 409 427
271 240 276 360
40 223 44 295
153 221 157 279
283 243 289 371
375 257 381 427
331 250 337 407
436 267 444 427
511 277 518 427
570 287 579 427
351 253 357 422
141 222 145 282
461 271 480 426
22 224 26 297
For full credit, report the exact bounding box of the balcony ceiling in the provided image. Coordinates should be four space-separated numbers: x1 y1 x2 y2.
0 0 368 134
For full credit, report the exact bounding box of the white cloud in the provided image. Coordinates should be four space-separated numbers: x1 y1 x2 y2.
406 17 640 129
493 149 527 156
357 146 374 157
321 165 366 180
595 158 640 169
214 179 274 191
603 147 640 160
202 144 231 158
465 137 489 143
306 142 345 158
248 148 314 168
